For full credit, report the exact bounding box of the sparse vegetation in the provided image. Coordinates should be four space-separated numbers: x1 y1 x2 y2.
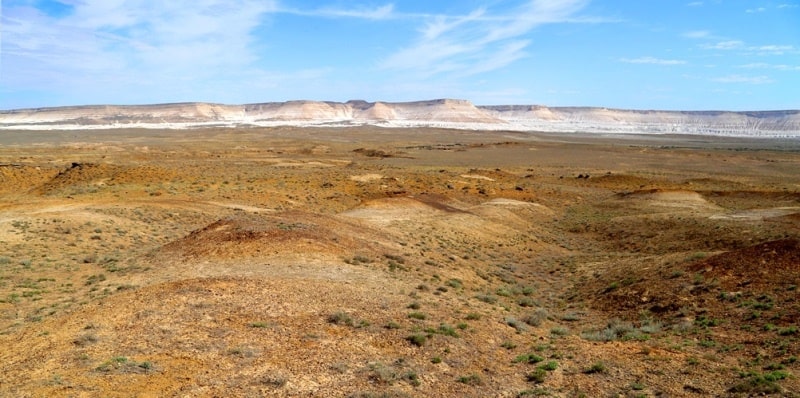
406 333 427 347
407 312 426 320
95 356 154 373
1 127 799 396
328 311 355 326
522 308 548 326
514 353 545 364
584 362 606 374
366 362 420 387
526 368 547 383
457 374 482 386
729 371 789 394
465 313 482 320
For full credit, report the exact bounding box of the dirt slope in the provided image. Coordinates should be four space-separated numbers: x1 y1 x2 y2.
0 127 799 397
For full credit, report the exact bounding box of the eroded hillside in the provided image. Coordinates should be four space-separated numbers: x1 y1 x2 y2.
0 127 798 397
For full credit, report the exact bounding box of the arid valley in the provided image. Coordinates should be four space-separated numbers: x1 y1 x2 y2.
0 125 799 397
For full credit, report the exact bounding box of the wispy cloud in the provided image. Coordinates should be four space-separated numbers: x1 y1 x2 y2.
778 3 799 8
683 30 710 39
2 0 283 103
381 0 594 77
738 62 800 71
687 1 704 6
746 7 766 13
620 57 687 65
713 74 774 84
696 37 797 55
701 40 745 50
281 4 397 20
748 45 796 55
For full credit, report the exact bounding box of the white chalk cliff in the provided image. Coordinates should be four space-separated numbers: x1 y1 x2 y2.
2 99 799 137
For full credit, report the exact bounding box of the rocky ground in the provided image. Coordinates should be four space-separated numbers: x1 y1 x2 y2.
0 126 798 397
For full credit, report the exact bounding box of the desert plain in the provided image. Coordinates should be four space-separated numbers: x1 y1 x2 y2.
0 126 799 397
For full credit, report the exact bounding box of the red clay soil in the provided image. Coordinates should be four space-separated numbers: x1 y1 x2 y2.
689 238 800 290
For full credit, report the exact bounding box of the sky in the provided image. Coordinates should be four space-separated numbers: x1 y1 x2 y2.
1 0 799 110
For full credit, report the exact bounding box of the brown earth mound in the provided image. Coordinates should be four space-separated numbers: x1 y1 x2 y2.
589 173 655 189
0 276 423 397
584 239 800 315
3 128 800 396
156 211 391 261
617 188 710 203
0 164 59 194
580 238 799 371
35 162 122 195
108 165 181 185
689 239 800 289
702 190 800 201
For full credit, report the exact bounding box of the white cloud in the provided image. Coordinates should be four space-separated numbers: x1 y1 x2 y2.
778 3 799 8
738 63 800 71
620 57 687 65
2 0 281 103
687 1 704 6
283 4 397 20
683 30 710 39
712 75 774 84
381 0 592 77
748 45 796 55
468 40 531 75
701 40 745 50
746 7 766 13
422 9 486 41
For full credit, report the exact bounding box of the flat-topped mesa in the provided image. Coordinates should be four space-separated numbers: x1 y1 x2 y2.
0 102 244 125
480 105 800 134
352 102 397 121
244 101 351 121
2 99 799 136
241 99 498 123
386 99 503 124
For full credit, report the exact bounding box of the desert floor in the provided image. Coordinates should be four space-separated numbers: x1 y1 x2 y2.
0 127 798 397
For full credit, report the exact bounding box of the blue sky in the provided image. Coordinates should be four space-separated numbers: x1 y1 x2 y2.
1 0 799 110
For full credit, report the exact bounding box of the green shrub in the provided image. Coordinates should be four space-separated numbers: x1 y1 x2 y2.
446 279 463 288
522 309 548 326
437 324 459 337
506 317 528 333
550 327 569 336
406 333 426 347
496 287 513 297
407 312 426 320
584 362 606 374
517 297 537 307
560 312 581 321
465 313 482 320
501 340 517 349
777 326 798 336
514 353 544 364
328 311 354 326
516 389 550 397
526 368 547 383
475 294 497 304
540 361 558 371
385 321 401 330
729 371 788 394
457 374 482 385
520 286 535 296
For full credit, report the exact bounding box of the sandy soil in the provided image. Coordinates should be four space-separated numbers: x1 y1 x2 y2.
0 127 798 397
